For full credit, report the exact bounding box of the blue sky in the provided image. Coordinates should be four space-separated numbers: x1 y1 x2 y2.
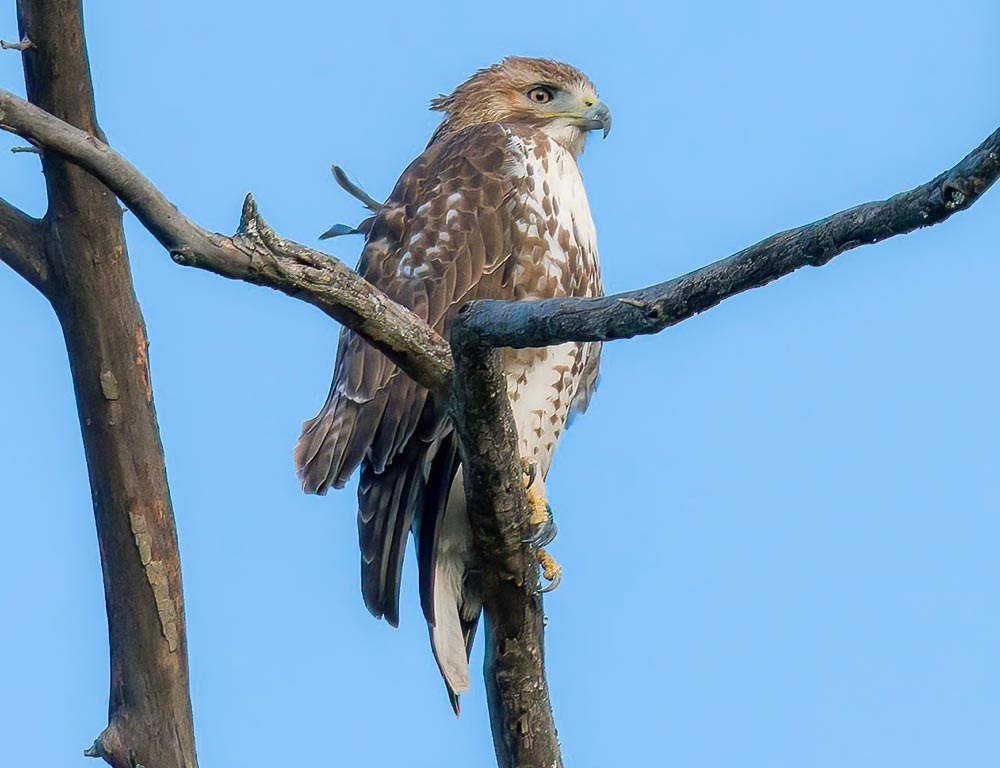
1 2 998 766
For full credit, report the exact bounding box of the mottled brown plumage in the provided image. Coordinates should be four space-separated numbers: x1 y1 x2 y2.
295 57 610 709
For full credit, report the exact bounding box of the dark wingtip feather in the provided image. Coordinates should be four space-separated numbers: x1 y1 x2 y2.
294 413 339 496
359 449 426 628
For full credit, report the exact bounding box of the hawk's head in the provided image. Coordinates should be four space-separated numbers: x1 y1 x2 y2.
430 57 611 156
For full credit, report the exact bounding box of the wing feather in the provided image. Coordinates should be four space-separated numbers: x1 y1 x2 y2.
294 123 519 622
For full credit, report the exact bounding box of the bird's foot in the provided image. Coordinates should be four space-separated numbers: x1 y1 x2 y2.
520 458 557 547
520 459 561 592
537 548 562 593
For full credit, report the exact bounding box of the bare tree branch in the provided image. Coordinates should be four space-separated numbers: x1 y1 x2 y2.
0 195 47 293
455 127 1000 348
0 87 453 395
13 1 197 766
231 196 452 394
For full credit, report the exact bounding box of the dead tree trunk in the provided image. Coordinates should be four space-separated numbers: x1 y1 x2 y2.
7 2 199 766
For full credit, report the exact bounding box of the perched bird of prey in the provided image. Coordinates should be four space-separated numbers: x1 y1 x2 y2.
295 57 610 710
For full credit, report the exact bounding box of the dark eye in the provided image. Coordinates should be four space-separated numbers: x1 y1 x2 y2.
527 86 554 104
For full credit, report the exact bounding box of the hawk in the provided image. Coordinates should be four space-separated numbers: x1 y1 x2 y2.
295 57 610 710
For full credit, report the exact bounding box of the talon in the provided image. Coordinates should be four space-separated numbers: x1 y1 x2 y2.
520 457 559 558
529 507 557 547
523 481 557 548
537 548 562 593
520 457 538 488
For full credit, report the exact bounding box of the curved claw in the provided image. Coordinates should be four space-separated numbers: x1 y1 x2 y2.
523 512 558 548
536 548 562 593
538 569 562 594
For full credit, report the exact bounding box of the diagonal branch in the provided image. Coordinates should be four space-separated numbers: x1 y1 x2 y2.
230 197 452 394
456 127 1000 347
0 87 452 395
0 195 47 293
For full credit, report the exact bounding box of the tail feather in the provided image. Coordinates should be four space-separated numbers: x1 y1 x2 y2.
297 382 482 711
431 564 470 697
446 602 480 715
417 438 461 625
430 555 480 714
425 465 482 711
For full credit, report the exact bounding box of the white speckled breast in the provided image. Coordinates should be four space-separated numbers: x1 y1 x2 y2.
501 129 603 477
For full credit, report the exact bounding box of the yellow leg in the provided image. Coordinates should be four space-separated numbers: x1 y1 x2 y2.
526 482 551 528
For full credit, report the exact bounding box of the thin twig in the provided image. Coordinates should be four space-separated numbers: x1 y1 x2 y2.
0 35 33 51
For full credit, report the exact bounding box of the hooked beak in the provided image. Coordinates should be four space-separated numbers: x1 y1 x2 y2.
580 101 612 138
